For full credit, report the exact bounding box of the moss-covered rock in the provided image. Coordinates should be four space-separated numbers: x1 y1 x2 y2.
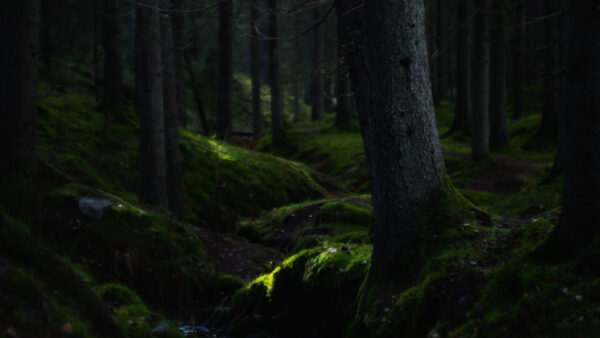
230 243 372 337
237 197 373 253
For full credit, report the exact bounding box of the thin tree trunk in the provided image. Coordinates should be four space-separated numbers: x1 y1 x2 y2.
489 0 509 149
543 0 600 257
472 0 491 160
449 0 471 135
0 0 41 179
268 0 284 146
536 0 560 140
428 0 439 103
92 0 99 103
216 0 233 141
249 0 263 139
335 0 371 159
103 0 123 115
135 0 168 207
160 0 185 216
172 0 188 127
336 61 352 127
435 0 446 101
549 0 568 178
184 51 209 134
293 7 302 123
310 4 324 121
366 0 447 276
511 0 524 119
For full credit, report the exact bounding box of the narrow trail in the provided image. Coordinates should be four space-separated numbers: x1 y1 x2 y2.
445 150 547 195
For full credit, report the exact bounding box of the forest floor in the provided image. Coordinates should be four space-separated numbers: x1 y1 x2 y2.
3 66 598 338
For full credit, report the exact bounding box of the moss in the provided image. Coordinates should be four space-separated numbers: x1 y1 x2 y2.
318 202 373 227
0 258 98 338
259 122 369 192
231 244 372 336
98 283 144 307
237 196 373 251
491 177 562 218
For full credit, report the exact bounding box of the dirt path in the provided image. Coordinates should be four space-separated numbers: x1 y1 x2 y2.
445 150 546 195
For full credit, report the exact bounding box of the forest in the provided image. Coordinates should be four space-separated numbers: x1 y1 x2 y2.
0 0 599 337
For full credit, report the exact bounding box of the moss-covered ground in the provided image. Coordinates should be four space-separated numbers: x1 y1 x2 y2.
1 58 592 338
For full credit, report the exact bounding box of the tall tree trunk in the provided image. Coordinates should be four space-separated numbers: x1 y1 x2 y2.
310 4 324 121
336 59 352 127
135 0 168 207
366 0 447 275
471 0 491 160
184 51 209 134
268 0 284 146
489 0 509 149
160 0 184 216
449 0 471 135
216 0 233 141
92 0 99 102
511 0 524 119
103 0 123 115
0 0 40 179
335 0 371 165
428 0 439 103
172 0 188 127
543 0 600 257
41 0 51 72
293 5 302 123
249 0 263 139
549 0 568 178
435 0 446 101
536 0 560 140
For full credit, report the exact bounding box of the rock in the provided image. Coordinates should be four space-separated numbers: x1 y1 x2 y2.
78 197 112 220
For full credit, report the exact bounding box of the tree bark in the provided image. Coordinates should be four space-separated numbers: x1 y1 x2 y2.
103 0 124 115
171 0 188 126
428 0 439 103
160 0 185 216
216 0 233 141
310 4 324 121
268 0 284 146
536 0 560 140
366 0 447 275
335 0 371 159
489 0 509 149
511 0 524 119
449 0 471 135
544 0 600 257
336 59 352 127
0 0 41 179
135 0 168 207
249 0 263 139
184 51 209 134
471 0 491 160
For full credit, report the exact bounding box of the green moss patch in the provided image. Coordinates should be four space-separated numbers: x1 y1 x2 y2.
237 196 373 253
230 243 372 337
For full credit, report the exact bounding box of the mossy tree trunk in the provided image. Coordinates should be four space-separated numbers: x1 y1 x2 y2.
544 0 600 257
449 0 471 135
0 0 40 183
103 0 123 115
365 0 448 277
511 0 524 119
489 0 509 149
536 0 560 141
160 0 185 216
310 4 324 121
171 0 188 127
249 0 263 139
135 0 168 207
216 0 233 141
268 0 284 146
471 0 491 160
